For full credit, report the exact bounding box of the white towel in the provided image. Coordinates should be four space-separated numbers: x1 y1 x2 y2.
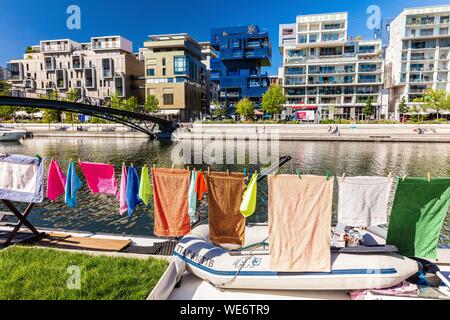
337 176 394 227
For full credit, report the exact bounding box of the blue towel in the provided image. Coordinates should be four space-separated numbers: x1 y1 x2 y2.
126 166 142 217
65 161 82 208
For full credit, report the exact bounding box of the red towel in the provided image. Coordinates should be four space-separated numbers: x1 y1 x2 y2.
78 161 118 195
196 171 208 201
47 159 66 201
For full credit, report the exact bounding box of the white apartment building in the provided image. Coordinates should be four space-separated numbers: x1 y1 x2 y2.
7 36 144 103
279 12 385 121
385 5 450 118
200 42 219 106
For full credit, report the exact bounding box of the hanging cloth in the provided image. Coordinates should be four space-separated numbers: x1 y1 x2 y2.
196 171 208 201
205 172 246 246
138 166 152 206
337 176 394 227
153 168 191 237
387 177 450 259
65 161 82 209
117 164 128 216
269 175 334 272
47 159 66 201
240 173 258 217
78 161 118 195
126 166 141 217
188 170 198 222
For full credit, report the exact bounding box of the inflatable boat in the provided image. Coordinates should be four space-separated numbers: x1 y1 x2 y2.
173 225 419 291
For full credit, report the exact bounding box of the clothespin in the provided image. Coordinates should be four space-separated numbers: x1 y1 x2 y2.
35 154 42 161
402 174 407 182
342 172 346 182
427 172 432 182
171 164 175 172
326 170 331 181
227 169 230 175
208 167 210 174
388 172 392 181
131 163 134 168
296 169 302 179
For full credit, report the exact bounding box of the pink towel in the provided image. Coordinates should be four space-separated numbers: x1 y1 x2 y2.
47 159 66 201
117 164 128 215
79 161 118 195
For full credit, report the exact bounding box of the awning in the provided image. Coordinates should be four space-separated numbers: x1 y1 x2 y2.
292 105 318 110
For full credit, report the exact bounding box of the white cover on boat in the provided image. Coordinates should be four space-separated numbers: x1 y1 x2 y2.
174 225 419 291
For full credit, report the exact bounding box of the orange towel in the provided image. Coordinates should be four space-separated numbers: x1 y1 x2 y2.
152 168 191 237
269 175 334 272
205 172 245 246
196 171 208 201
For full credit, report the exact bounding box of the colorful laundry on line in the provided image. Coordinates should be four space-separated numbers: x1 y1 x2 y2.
240 173 258 218
153 168 191 237
387 177 450 259
195 171 208 201
126 166 141 217
65 161 82 209
78 161 118 195
138 166 152 206
117 164 128 215
337 176 394 227
47 159 66 201
269 175 334 272
206 172 246 247
188 170 198 221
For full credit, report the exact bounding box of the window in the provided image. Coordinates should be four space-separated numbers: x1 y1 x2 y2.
163 93 174 105
162 58 166 66
162 68 166 76
147 68 155 76
174 56 187 74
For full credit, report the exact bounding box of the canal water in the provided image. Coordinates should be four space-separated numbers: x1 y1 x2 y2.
0 137 449 246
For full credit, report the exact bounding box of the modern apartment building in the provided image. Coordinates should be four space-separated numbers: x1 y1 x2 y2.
7 36 144 102
279 12 385 121
143 33 208 121
385 5 450 118
210 25 272 109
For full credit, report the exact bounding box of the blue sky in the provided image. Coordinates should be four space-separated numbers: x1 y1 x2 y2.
0 0 449 75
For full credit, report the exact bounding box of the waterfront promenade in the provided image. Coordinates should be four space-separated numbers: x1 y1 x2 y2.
173 123 450 143
4 123 450 142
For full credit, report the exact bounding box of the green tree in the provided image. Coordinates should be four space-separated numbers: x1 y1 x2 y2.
144 95 160 113
110 93 124 110
39 90 61 123
63 89 81 123
261 85 286 117
235 98 255 121
124 96 139 112
414 88 447 119
0 80 11 96
25 46 35 53
212 102 227 118
363 96 375 120
397 97 409 122
0 106 16 120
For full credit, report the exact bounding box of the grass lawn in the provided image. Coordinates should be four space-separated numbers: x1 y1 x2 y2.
0 247 168 300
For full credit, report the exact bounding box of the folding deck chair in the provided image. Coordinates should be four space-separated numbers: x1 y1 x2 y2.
0 154 46 248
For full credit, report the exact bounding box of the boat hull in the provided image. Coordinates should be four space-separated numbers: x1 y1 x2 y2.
0 130 27 141
174 225 419 291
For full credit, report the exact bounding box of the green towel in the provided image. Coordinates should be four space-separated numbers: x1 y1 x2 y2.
387 177 450 259
138 167 153 206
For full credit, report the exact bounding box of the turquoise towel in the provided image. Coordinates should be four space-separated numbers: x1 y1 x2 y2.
65 161 82 209
126 166 142 218
188 171 198 222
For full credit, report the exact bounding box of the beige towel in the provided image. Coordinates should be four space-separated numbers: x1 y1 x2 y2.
269 175 333 272
205 172 246 246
